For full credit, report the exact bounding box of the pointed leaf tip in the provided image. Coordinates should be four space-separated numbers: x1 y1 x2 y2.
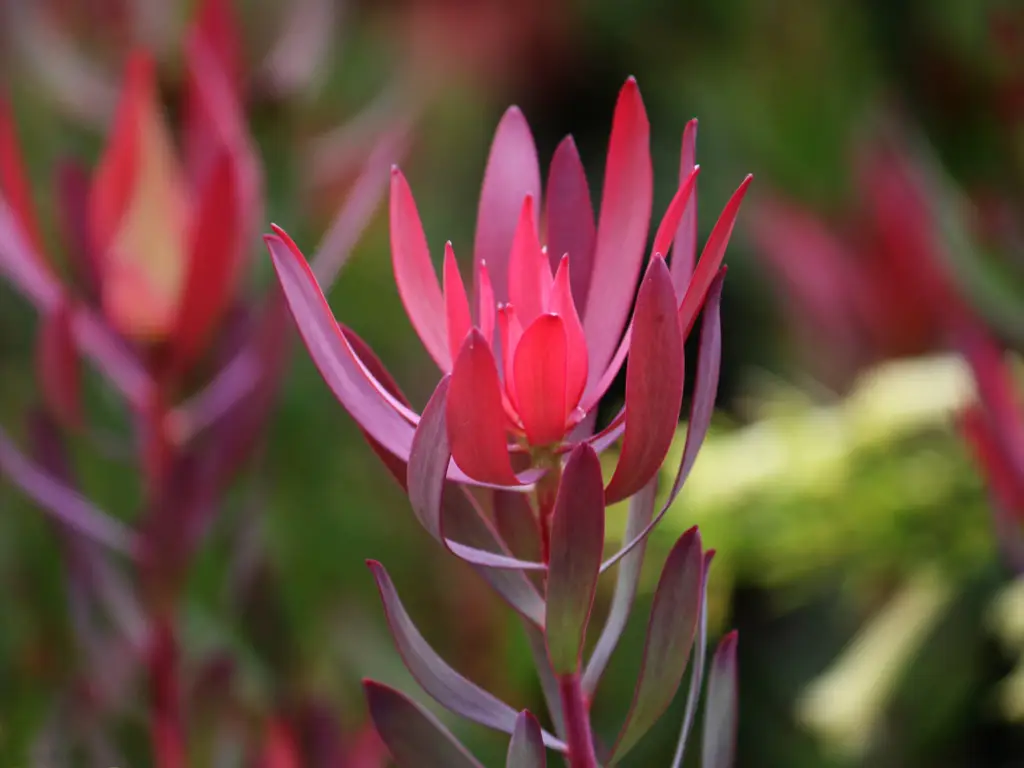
507 711 546 767
702 631 739 768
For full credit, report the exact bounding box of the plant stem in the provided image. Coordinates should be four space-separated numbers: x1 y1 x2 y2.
558 672 599 768
534 456 563 565
148 617 185 768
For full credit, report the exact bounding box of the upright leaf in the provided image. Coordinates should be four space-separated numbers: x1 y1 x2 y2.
702 632 739 768
507 711 547 767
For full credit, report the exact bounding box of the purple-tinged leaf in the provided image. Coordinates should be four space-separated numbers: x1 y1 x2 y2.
608 528 703 763
651 166 700 265
600 269 723 572
367 561 567 752
524 622 566 739
474 107 542 305
390 168 450 370
671 120 699 291
702 631 739 768
55 160 101 301
410 376 545 570
678 176 751 339
448 330 523 486
604 256 684 504
582 477 657 696
507 711 546 767
494 490 541 564
363 680 484 768
544 136 595 308
37 299 82 430
671 550 714 768
0 426 136 555
545 444 605 675
583 77 653 382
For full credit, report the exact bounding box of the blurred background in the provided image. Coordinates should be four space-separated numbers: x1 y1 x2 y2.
2 0 1024 765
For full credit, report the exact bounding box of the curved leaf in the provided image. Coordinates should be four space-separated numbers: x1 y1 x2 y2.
364 681 483 768
671 119 699 290
514 315 568 446
367 561 567 752
702 632 739 768
544 136 595 308
671 550 715 768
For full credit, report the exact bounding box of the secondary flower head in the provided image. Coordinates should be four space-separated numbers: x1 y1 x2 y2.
267 77 750 499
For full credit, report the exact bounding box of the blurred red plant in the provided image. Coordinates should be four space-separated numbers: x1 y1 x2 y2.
268 78 747 766
0 0 408 763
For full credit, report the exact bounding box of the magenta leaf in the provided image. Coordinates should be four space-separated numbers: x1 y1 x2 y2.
604 256 684 504
0 426 136 555
363 680 484 768
474 106 542 304
671 120 699 290
507 711 547 767
678 175 751 339
671 550 715 768
544 136 596 308
447 330 523 486
55 160 101 301
600 268 723 572
582 477 657 696
545 444 605 675
513 315 569 446
390 168 450 370
409 376 545 570
608 527 703 763
368 561 567 752
583 77 653 381
651 166 700 264
702 631 739 768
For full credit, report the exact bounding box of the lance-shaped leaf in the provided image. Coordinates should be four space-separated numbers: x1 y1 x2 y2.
507 711 546 767
604 256 684 504
448 330 524 486
678 175 751 339
583 477 657 695
0 95 47 263
524 621 565 739
671 119 699 290
608 528 703 763
368 561 567 753
544 136 595 307
0 426 136 555
600 269 723 572
474 106 542 304
37 299 82 430
672 550 715 768
409 376 544 570
702 632 739 768
584 77 653 380
545 444 605 675
364 681 483 768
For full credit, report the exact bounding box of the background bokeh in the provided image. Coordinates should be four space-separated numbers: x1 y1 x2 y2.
2 0 1024 765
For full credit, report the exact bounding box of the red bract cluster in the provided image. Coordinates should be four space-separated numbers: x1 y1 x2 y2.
269 78 746 766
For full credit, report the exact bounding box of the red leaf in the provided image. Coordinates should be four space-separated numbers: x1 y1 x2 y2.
583 78 653 382
363 681 484 768
547 255 588 410
544 135 595 309
609 527 703 762
390 167 449 370
37 299 82 430
447 330 521 485
678 175 751 339
545 444 605 675
513 315 568 446
671 119 699 289
604 256 684 504
507 196 550 325
651 166 700 261
443 242 472 365
0 95 47 264
474 106 541 305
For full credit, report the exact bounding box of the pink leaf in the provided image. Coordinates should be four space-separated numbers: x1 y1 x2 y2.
671 549 715 767
583 77 653 382
0 94 47 266
390 168 449 370
474 106 541 305
671 120 699 290
513 315 568 446
544 135 595 308
604 256 684 504
448 330 522 485
545 444 605 675
508 196 550 325
443 242 472 364
652 166 700 263
547 255 588 410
